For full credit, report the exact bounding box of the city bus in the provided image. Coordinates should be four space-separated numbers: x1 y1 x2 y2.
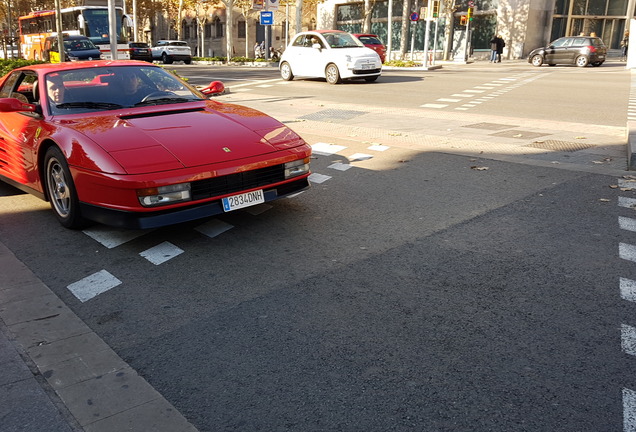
18 4 132 61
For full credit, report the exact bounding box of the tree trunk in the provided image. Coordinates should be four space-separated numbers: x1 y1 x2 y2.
363 0 372 33
399 0 411 59
295 0 303 34
177 0 184 40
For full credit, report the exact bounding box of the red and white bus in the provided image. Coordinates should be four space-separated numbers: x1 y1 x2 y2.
18 4 132 61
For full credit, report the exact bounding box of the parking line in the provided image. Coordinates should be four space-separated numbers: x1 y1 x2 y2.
620 277 636 302
620 216 636 232
625 388 636 432
67 270 122 303
619 243 636 262
140 242 184 265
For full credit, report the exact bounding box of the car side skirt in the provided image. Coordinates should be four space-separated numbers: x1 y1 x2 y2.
79 177 310 229
0 174 46 201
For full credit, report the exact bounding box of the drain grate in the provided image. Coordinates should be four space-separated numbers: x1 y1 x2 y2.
463 122 516 130
490 130 550 140
299 109 366 122
525 140 596 152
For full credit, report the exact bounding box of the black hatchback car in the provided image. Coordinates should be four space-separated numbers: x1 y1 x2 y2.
528 36 607 67
128 42 153 62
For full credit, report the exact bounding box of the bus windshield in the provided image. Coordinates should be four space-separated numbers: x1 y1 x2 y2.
82 9 128 44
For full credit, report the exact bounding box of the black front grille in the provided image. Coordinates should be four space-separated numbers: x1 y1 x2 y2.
190 164 286 200
353 68 381 75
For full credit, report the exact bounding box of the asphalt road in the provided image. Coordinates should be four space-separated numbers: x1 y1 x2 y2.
1 60 635 431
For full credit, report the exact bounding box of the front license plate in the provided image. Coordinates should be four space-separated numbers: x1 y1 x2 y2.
222 190 265 212
361 63 372 70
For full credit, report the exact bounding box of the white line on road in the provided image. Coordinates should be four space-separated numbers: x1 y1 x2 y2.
420 103 448 108
309 173 332 183
437 98 461 102
312 142 347 155
195 219 234 238
623 325 636 356
619 243 636 263
624 388 636 432
621 278 636 302
140 242 184 265
83 227 152 249
67 270 122 303
619 197 636 209
620 216 636 232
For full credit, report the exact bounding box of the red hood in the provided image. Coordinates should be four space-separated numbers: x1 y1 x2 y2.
62 101 303 174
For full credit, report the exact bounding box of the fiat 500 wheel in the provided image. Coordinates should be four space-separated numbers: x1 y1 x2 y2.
325 64 341 84
280 62 294 81
44 147 86 229
531 54 543 67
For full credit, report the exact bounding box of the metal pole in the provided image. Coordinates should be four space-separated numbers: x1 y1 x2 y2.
108 0 118 59
55 0 64 62
410 22 415 61
387 0 393 61
423 17 430 67
432 17 438 65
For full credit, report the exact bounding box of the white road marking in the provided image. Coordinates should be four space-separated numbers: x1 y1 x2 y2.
620 216 636 232
195 219 234 238
83 227 152 249
328 162 352 171
349 153 374 161
464 89 485 93
67 270 122 303
420 103 448 108
621 278 636 302
625 388 636 432
368 144 389 151
245 204 273 215
619 197 636 209
451 93 475 98
309 173 332 183
620 243 636 263
437 98 461 102
312 142 347 155
623 324 636 356
140 242 184 265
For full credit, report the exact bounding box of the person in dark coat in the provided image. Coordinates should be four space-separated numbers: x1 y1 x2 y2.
495 35 505 62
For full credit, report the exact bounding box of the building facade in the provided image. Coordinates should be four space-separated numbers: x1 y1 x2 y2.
316 0 635 60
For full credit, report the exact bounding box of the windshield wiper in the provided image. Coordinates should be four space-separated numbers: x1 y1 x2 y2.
133 97 201 107
56 101 125 110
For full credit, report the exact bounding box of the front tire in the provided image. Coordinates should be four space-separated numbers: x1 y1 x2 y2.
280 62 294 81
184 57 192 64
531 54 543 67
575 55 589 67
44 147 85 229
325 63 341 84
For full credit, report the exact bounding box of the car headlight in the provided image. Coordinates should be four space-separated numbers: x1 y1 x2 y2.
137 183 191 207
284 158 310 179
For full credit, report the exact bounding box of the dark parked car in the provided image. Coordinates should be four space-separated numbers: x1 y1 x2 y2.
128 42 153 62
43 35 102 63
528 36 607 67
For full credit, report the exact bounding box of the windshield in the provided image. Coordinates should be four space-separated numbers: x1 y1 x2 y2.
82 9 129 44
323 32 364 48
64 39 97 51
45 65 204 115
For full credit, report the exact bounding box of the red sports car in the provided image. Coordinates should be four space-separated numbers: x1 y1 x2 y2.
0 61 311 229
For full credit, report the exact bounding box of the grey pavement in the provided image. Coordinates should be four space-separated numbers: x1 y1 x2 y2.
0 58 634 432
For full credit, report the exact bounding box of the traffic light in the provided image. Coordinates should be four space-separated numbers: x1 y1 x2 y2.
431 0 440 18
467 7 474 21
460 15 467 25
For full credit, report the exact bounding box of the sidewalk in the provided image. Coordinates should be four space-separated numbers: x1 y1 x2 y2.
0 58 633 432
0 242 198 432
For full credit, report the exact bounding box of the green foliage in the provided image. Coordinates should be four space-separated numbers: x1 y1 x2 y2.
0 59 45 77
383 59 422 67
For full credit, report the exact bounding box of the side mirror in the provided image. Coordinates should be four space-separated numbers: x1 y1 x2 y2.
200 81 225 96
0 98 36 113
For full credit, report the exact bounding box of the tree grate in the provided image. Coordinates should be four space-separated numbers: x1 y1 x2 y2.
463 122 516 130
525 140 596 152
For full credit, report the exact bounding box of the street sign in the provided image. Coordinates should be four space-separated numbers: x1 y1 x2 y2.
260 10 273 25
410 12 419 21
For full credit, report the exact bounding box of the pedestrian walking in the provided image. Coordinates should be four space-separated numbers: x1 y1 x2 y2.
622 31 629 61
489 35 505 63
489 35 498 62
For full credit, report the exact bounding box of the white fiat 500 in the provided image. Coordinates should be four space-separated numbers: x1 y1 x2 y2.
279 30 382 85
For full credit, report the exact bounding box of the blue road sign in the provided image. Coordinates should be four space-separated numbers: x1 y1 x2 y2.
260 11 274 25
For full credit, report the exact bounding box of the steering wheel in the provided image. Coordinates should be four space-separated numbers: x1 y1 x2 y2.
141 91 176 102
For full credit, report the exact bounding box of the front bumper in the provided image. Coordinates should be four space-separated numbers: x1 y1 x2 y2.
79 176 310 229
